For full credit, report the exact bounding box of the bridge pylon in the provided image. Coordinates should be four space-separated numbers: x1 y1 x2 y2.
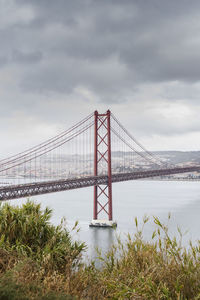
90 110 117 228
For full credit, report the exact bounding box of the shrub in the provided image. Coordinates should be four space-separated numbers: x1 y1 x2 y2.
80 215 200 299
0 200 85 271
1 201 200 299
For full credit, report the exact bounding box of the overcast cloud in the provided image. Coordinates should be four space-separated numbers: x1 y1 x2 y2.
1 0 200 155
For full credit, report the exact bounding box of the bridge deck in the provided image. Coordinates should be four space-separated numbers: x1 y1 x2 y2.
0 166 200 201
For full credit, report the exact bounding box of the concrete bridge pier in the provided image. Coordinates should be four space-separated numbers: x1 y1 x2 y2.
89 219 117 228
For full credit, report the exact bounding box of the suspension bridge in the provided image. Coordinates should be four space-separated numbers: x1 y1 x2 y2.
0 110 200 226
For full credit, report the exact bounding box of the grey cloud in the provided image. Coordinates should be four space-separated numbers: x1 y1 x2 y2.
21 56 131 103
162 83 200 102
0 56 8 67
12 0 200 99
12 49 43 64
2 0 200 100
1 0 200 151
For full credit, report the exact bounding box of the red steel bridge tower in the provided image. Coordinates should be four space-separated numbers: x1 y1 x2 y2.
90 110 117 227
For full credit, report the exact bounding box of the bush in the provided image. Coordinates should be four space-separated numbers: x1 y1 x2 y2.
0 200 85 299
79 215 200 299
0 200 85 271
1 201 200 299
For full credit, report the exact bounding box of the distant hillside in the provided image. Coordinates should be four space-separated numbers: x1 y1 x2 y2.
112 151 200 165
153 151 200 165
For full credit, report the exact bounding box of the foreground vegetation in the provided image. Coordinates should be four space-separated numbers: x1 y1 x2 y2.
0 201 200 299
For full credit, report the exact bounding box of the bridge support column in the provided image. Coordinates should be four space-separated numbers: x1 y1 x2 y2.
90 110 117 228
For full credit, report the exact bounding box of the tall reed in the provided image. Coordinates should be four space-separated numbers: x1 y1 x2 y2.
1 201 200 299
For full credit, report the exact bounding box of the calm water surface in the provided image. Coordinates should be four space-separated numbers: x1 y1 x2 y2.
9 180 200 260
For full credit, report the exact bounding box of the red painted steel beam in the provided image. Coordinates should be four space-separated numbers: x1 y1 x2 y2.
107 110 112 221
93 111 98 219
93 110 113 221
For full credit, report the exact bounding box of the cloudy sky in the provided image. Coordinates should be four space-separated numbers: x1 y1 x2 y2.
1 0 200 156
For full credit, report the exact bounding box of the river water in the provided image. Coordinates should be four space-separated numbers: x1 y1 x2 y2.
8 180 200 261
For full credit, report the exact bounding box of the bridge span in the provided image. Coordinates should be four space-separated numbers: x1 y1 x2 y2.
1 166 199 201
1 110 200 225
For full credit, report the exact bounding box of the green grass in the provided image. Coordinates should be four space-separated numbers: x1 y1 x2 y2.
0 201 200 299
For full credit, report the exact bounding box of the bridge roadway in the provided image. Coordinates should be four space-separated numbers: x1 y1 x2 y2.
0 166 200 201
